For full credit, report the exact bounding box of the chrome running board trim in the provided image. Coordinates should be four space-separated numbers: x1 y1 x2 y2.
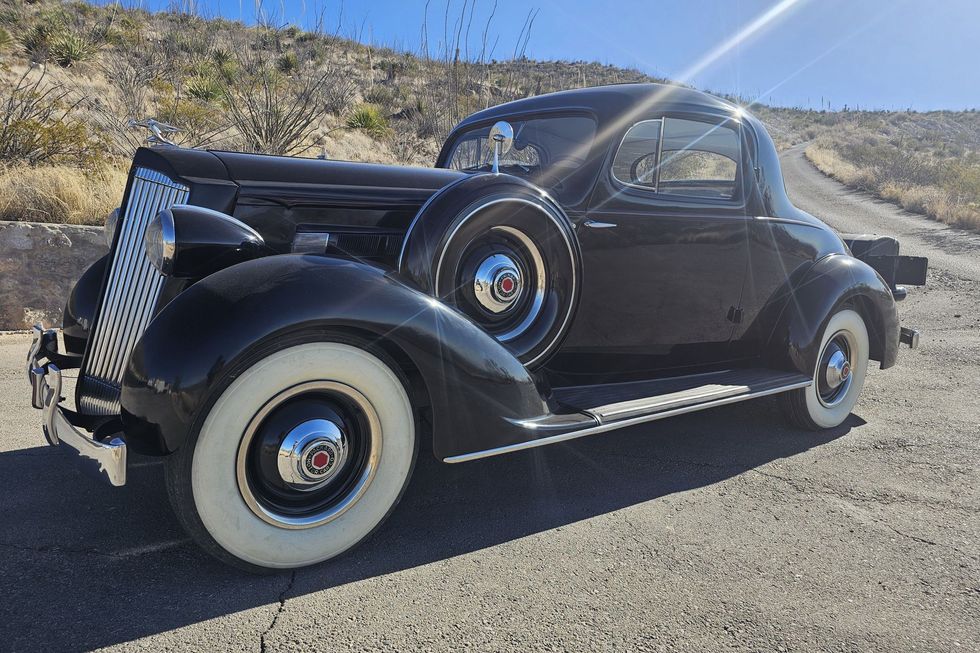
443 378 812 463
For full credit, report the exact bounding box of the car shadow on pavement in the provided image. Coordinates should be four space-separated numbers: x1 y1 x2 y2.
0 398 858 651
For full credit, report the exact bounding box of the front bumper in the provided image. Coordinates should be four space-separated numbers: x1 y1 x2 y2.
27 326 127 487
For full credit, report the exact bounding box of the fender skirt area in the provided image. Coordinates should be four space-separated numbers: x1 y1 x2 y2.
120 255 555 460
765 254 899 374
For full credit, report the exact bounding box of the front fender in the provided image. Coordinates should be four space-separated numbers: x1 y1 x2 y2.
766 254 899 375
121 255 550 459
62 255 107 355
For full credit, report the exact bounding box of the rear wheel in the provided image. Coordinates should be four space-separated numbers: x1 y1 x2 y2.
781 308 869 430
165 340 416 572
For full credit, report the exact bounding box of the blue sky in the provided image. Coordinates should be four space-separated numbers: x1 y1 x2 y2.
129 0 978 110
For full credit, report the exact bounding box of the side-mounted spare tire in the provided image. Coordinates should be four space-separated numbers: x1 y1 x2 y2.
399 174 581 368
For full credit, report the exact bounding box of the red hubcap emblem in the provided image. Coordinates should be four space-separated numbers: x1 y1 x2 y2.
495 271 519 300
310 450 331 470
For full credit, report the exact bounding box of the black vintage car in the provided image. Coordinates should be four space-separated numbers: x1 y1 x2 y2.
27 84 926 571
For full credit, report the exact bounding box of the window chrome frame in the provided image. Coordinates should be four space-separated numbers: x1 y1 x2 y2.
610 118 665 192
609 115 743 203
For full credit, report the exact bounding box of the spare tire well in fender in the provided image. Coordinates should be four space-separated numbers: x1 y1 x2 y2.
399 174 582 368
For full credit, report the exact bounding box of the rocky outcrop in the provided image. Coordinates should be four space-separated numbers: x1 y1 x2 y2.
0 221 106 330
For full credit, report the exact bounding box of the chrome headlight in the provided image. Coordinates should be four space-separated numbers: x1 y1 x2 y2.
104 208 120 247
144 209 176 275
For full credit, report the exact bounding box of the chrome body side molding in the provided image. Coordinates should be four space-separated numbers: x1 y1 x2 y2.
443 376 812 463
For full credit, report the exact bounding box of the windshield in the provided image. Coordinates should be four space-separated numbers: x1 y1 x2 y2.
446 114 597 178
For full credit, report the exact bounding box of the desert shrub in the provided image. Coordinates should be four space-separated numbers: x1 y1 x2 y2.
365 85 398 112
19 23 56 60
377 59 406 83
49 30 99 67
0 8 21 26
0 27 10 51
322 71 358 115
154 96 228 150
222 57 334 155
346 103 390 139
943 161 980 205
807 141 980 232
0 165 127 225
68 1 96 18
185 71 223 103
0 70 102 167
277 51 299 74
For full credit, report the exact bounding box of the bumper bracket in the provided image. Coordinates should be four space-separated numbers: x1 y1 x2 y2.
27 326 127 487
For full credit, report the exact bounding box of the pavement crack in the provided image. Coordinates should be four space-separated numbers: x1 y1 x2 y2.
883 524 977 560
0 538 189 560
0 539 129 560
260 570 296 653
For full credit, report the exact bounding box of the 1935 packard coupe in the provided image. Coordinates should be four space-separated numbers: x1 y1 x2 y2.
26 84 927 571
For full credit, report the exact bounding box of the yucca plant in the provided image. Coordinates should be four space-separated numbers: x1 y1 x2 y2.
186 73 223 103
276 51 298 75
19 23 55 60
50 31 99 67
346 103 391 139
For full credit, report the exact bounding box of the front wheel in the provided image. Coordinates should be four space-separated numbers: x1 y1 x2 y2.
781 308 870 430
165 340 417 572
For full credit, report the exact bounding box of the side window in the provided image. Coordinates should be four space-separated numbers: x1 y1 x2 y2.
611 119 661 189
611 117 741 200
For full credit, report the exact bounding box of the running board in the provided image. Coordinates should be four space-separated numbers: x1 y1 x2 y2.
444 369 811 463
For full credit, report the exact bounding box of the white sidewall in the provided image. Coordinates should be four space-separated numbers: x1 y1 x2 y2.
190 342 415 569
804 309 869 429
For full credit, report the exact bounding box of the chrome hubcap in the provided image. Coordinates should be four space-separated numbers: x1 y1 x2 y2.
825 347 851 390
818 334 854 407
276 419 349 490
473 254 523 313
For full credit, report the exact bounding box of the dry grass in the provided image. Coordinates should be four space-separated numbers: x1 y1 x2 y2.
804 145 875 188
0 165 127 224
806 145 980 231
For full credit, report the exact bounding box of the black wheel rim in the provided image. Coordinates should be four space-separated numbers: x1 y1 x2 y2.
235 381 382 529
817 332 854 408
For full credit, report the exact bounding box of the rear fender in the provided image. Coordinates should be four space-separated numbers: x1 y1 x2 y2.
121 255 551 459
765 254 899 375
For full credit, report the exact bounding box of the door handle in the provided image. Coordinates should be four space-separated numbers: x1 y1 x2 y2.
583 219 617 229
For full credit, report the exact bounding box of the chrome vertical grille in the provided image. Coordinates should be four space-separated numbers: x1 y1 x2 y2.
77 167 189 415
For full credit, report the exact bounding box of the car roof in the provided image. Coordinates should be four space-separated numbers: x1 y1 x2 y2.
452 83 743 135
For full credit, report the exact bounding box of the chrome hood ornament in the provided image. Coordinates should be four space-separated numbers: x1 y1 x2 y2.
127 118 180 146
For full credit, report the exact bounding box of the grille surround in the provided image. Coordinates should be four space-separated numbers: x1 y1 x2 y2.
77 167 189 415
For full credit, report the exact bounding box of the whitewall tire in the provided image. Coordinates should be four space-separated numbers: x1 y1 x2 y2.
165 340 416 571
781 308 869 430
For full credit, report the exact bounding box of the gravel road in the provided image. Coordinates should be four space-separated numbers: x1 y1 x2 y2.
0 148 977 652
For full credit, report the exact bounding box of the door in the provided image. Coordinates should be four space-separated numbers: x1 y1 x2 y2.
550 115 751 381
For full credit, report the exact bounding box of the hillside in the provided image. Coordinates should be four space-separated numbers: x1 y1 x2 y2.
0 0 977 229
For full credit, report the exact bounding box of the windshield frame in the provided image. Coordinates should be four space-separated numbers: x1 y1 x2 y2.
438 109 600 171
437 109 602 207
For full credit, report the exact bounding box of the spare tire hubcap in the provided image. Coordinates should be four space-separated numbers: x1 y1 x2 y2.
473 254 522 313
